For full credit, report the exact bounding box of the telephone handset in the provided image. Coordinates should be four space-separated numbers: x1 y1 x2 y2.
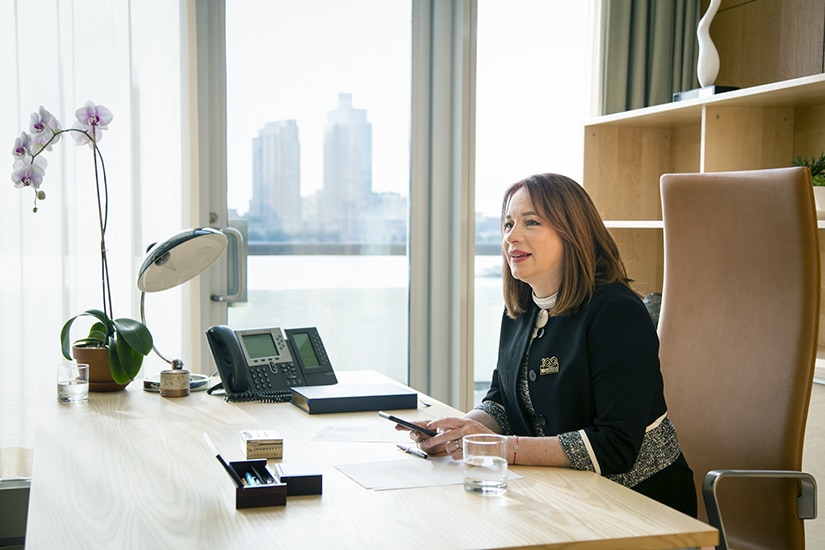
205 325 337 402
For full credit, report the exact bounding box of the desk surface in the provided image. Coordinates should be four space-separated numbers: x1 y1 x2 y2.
26 371 716 549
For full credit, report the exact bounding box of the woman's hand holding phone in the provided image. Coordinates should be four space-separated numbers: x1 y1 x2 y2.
379 412 495 459
378 411 437 437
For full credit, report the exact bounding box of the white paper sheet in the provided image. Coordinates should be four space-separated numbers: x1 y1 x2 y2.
310 423 412 443
335 455 522 491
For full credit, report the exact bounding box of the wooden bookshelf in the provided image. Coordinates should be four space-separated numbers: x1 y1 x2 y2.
583 73 825 357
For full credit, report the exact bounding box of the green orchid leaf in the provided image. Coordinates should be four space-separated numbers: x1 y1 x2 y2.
60 320 75 360
60 309 111 360
108 338 143 385
107 338 127 383
112 318 154 355
113 334 146 383
88 321 109 342
77 309 110 325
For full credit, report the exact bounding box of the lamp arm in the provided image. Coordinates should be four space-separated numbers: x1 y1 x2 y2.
139 291 184 369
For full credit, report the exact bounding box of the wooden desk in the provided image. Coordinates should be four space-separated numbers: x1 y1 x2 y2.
26 371 717 549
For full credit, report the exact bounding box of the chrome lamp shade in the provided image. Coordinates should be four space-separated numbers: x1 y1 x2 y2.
138 227 228 293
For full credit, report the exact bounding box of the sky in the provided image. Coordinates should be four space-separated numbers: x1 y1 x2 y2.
225 1 594 218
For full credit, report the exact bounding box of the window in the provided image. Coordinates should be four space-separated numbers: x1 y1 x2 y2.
2 0 184 461
473 0 598 403
204 0 600 405
224 0 412 383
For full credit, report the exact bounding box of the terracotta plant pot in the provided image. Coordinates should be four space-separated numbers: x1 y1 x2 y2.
72 344 128 392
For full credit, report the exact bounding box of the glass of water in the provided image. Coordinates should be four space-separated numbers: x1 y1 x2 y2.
462 434 508 494
57 363 89 403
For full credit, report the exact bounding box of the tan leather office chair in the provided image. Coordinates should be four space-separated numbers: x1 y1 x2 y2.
658 167 819 550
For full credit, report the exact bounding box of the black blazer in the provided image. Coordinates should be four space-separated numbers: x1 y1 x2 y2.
482 282 667 476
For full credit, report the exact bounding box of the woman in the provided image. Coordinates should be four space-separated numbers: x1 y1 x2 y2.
410 173 697 516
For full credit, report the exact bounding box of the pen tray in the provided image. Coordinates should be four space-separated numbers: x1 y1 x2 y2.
230 459 286 509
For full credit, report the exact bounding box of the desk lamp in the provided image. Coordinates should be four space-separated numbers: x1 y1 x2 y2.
137 227 228 396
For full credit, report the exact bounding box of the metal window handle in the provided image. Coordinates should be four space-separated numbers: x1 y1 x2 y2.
211 226 245 303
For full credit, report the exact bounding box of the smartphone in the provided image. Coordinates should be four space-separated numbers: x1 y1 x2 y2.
378 411 438 437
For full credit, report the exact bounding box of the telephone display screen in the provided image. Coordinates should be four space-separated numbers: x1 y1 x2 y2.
241 333 279 359
291 332 321 369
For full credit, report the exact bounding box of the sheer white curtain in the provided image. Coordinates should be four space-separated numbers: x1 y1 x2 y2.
0 0 187 478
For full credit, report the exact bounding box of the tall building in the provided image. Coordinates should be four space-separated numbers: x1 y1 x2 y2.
321 93 372 242
250 119 301 239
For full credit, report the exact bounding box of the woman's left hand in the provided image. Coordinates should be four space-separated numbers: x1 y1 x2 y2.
413 417 495 460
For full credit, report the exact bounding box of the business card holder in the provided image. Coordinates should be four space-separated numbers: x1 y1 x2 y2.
275 464 323 496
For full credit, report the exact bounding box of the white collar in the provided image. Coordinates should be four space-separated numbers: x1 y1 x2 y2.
532 292 557 310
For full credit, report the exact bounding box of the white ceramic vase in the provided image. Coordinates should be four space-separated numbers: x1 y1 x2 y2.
697 0 722 87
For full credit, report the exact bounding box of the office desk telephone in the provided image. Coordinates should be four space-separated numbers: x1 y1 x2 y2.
206 325 337 402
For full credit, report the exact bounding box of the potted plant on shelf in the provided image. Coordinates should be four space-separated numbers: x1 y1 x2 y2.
792 153 825 219
11 102 153 391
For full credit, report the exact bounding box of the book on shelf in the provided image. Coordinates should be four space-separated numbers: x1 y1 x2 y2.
290 383 418 414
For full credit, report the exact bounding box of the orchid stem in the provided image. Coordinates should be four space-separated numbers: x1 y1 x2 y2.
91 136 113 324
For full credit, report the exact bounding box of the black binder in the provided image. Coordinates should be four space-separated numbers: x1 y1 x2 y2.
290 383 417 414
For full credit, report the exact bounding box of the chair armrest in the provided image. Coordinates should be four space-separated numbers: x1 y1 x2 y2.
702 469 817 550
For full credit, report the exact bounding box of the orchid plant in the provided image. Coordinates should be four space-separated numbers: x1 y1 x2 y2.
12 101 153 384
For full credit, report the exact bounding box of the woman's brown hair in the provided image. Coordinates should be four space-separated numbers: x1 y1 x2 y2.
501 173 632 318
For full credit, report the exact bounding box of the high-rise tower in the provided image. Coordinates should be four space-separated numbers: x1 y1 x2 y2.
250 120 301 238
321 93 372 242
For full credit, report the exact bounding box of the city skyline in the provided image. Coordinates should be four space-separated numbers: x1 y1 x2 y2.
246 92 407 246
225 1 411 219
226 1 593 221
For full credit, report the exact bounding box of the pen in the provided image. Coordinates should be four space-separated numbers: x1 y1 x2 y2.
245 472 261 486
252 465 274 484
202 432 245 488
397 444 428 460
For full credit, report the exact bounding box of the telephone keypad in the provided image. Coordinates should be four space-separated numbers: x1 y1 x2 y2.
247 362 303 390
276 362 305 386
248 364 274 391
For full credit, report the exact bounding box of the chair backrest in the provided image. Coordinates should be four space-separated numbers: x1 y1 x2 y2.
658 167 820 550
